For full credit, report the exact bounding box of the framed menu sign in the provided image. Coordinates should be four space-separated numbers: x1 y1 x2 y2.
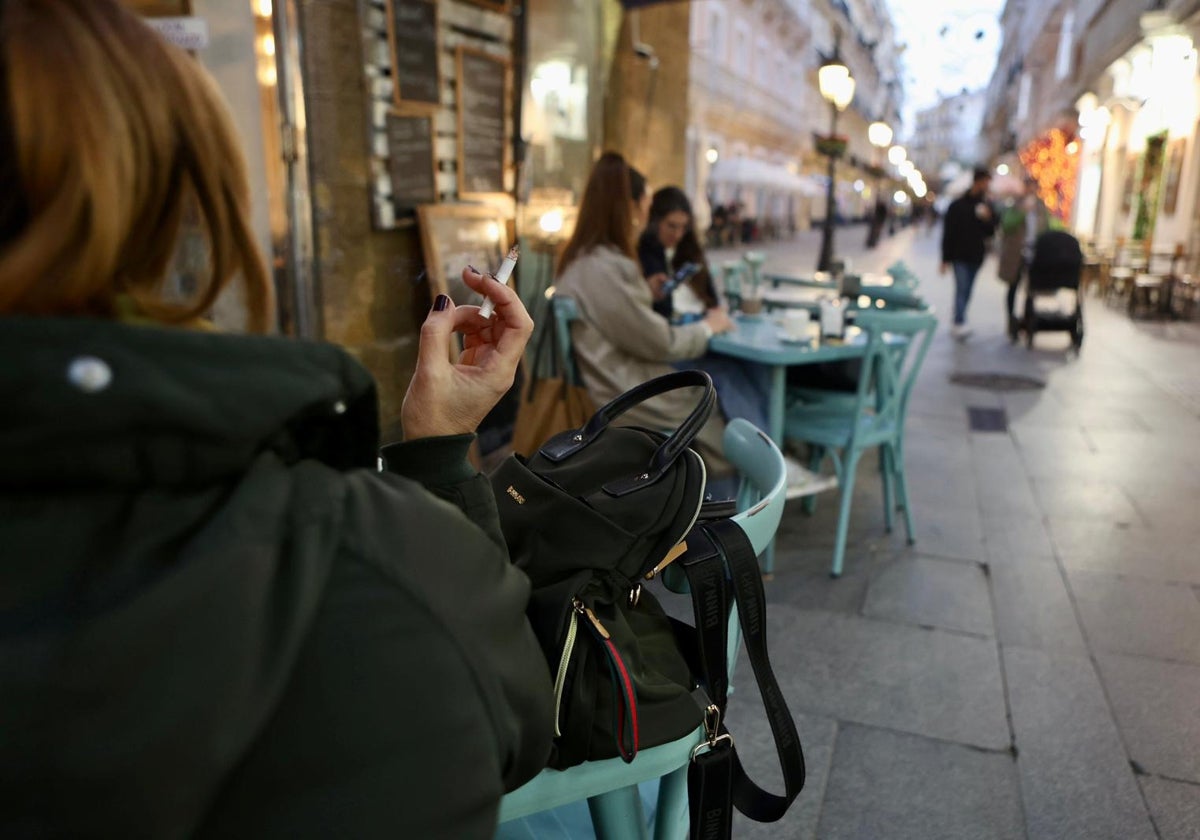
386 0 441 111
386 112 437 214
456 46 509 198
416 203 511 305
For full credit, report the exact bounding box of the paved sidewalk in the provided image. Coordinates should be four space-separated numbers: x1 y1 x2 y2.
714 225 1200 839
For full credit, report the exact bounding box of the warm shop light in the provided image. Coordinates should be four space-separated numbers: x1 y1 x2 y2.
538 209 564 234
254 0 272 17
705 148 720 164
888 145 906 166
893 190 908 204
996 163 1010 175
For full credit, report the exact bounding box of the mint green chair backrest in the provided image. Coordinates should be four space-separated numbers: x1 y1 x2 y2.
551 295 582 386
850 310 938 440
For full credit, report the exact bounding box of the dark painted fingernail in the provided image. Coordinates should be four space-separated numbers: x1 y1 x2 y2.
467 265 480 274
433 294 450 311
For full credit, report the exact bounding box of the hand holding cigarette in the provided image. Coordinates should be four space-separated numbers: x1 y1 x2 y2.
479 246 520 319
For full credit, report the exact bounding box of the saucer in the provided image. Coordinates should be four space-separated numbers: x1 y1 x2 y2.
776 331 813 345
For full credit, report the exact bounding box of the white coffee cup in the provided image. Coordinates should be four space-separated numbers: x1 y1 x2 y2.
781 309 811 340
819 298 845 337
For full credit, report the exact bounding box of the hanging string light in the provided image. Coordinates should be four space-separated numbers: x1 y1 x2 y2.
1019 127 1081 222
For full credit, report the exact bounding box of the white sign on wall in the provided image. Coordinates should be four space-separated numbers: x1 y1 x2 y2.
145 17 209 52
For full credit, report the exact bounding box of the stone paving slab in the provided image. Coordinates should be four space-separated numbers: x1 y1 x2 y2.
1003 647 1156 840
1030 477 1144 525
891 496 986 562
1140 776 1200 840
862 555 993 636
991 555 1086 652
979 514 1057 566
1048 519 1200 584
815 724 1023 840
766 606 1009 750
1067 569 1200 664
1096 653 1200 784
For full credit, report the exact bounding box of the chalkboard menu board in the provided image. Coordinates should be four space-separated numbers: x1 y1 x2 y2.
417 204 511 305
386 0 441 110
386 112 437 213
456 46 508 197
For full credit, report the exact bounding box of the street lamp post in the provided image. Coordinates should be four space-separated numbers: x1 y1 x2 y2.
866 120 892 247
816 32 855 272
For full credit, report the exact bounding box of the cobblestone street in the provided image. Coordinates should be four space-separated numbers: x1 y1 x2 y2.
705 225 1200 839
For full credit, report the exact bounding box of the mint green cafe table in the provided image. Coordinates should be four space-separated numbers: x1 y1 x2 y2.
709 315 906 574
709 314 887 451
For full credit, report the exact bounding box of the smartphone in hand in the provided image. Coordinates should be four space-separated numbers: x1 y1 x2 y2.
660 262 701 297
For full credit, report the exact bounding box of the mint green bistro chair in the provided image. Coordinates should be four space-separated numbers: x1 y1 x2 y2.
784 310 937 577
549 295 582 384
495 418 788 840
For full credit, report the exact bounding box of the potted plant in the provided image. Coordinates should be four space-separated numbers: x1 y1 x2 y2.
815 133 848 159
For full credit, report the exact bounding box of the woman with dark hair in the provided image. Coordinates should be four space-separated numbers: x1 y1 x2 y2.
638 187 721 322
636 187 828 498
555 153 735 478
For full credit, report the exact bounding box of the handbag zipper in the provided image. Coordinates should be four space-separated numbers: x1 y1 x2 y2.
574 597 609 638
574 597 639 762
552 610 579 737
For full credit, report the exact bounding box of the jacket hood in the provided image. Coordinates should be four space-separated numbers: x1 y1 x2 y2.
0 316 380 490
0 317 382 836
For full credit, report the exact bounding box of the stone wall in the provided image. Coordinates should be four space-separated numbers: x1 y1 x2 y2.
299 0 430 441
604 4 691 188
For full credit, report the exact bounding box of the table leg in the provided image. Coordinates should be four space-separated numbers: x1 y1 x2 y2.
763 364 786 576
768 365 786 448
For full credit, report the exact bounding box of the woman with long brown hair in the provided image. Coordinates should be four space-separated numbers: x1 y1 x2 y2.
0 2 551 837
554 152 735 476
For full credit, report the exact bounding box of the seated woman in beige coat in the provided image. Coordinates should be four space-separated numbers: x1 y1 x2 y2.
554 152 735 479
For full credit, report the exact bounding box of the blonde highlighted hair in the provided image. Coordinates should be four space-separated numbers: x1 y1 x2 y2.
0 0 272 331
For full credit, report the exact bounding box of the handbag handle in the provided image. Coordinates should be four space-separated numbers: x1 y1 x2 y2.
539 369 716 496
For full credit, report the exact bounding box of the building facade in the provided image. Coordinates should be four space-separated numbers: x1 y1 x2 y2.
984 0 1200 265
909 88 987 188
684 0 904 233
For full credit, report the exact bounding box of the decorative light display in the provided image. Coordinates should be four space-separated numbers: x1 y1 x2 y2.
1019 127 1081 223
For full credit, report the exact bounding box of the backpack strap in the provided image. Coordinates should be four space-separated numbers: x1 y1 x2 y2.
679 518 806 838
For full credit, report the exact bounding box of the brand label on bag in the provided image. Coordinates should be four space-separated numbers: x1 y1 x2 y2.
506 485 526 504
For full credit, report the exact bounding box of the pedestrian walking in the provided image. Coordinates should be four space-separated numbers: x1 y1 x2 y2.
940 167 997 338
996 176 1051 337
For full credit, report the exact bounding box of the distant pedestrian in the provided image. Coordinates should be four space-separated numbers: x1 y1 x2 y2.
996 176 1051 337
940 167 997 339
865 198 888 248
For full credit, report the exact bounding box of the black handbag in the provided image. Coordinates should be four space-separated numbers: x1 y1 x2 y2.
489 370 805 838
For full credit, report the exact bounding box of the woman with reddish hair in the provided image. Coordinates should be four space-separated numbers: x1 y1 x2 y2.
0 2 552 837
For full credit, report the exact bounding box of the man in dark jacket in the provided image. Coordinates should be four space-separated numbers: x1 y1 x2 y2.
940 166 998 338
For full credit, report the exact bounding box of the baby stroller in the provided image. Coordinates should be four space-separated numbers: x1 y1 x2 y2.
1016 230 1084 350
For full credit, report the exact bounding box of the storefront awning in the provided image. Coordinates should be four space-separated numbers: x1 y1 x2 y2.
708 157 821 196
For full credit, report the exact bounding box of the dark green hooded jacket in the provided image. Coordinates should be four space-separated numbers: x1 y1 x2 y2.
0 316 553 839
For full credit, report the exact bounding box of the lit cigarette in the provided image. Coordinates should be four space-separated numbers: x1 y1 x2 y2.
479 246 519 319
